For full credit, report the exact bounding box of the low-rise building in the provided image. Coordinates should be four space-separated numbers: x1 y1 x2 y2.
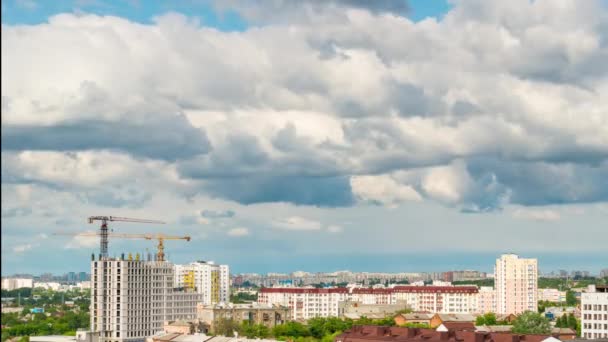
335 326 569 342
197 302 289 333
539 289 567 303
338 301 409 320
394 313 433 326
429 313 476 329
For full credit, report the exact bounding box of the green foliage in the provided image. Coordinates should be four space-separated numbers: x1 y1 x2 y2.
566 291 577 306
1 288 33 299
239 322 270 338
214 318 240 337
272 321 311 338
230 292 258 303
512 311 552 334
476 313 498 326
555 314 578 330
308 317 353 339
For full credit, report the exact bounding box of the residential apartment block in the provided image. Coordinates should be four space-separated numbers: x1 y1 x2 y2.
495 254 538 315
90 255 202 342
1 277 33 290
174 261 230 305
538 288 566 303
258 285 480 321
581 284 608 339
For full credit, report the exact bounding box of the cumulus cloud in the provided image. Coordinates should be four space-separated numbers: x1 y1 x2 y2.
13 243 35 253
351 175 422 207
327 225 344 233
227 227 250 237
273 216 323 231
64 231 100 249
512 208 561 222
201 209 236 219
1 0 608 214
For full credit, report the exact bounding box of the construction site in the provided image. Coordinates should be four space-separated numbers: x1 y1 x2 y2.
53 216 230 342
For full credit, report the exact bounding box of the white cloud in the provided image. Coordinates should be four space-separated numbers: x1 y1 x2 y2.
273 216 323 231
421 160 472 205
512 208 561 222
2 1 608 273
327 225 343 233
227 227 250 237
351 175 422 207
64 231 99 249
13 244 35 253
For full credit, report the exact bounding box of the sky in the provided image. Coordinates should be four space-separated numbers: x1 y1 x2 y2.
1 0 608 276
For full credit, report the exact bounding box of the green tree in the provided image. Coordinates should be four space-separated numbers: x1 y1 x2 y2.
483 313 497 325
567 314 577 330
272 321 310 338
566 291 577 306
476 315 486 326
512 311 551 334
214 318 239 337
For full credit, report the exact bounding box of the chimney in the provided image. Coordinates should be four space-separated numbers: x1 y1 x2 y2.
511 335 520 342
440 332 449 340
475 332 486 342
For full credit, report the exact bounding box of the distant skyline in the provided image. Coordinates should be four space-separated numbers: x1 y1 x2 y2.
2 0 608 274
3 251 607 276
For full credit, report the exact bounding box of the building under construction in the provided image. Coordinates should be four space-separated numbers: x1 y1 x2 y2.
90 253 203 342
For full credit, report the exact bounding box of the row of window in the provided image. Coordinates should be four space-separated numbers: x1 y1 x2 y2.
583 304 608 311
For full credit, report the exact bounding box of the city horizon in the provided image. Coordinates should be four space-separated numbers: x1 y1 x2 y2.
3 251 607 277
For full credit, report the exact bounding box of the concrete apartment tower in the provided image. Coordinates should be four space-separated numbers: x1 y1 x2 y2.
494 253 538 315
581 284 608 339
174 261 230 305
90 255 202 342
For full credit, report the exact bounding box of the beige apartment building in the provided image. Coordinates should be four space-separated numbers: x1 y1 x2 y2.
495 254 538 315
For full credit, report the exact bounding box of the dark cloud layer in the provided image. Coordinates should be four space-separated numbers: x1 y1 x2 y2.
1 118 211 161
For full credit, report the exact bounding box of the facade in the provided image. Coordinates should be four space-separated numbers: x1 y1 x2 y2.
538 289 566 303
1 277 34 290
581 285 608 339
197 302 289 333
174 261 230 305
477 287 496 314
338 301 409 319
258 288 349 320
90 255 202 342
258 286 479 320
495 254 538 315
429 313 476 329
394 313 433 326
392 286 478 314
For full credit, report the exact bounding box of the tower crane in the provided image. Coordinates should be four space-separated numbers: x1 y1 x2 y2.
54 232 190 261
87 216 164 258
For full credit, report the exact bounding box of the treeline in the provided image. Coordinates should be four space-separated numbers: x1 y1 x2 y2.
1 311 90 341
212 315 413 341
230 292 258 303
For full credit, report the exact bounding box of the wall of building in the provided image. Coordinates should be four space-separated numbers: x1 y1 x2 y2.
581 285 608 339
495 254 538 315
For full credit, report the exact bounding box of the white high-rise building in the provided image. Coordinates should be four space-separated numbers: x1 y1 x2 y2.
494 254 538 315
174 261 230 305
1 278 33 290
581 284 608 339
90 255 202 342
